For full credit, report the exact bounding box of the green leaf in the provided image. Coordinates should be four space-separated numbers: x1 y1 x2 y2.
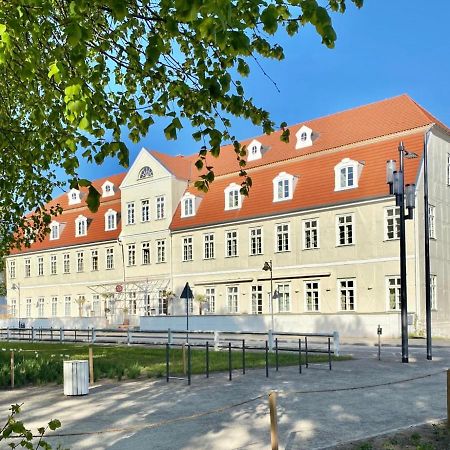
86 186 101 213
66 22 82 47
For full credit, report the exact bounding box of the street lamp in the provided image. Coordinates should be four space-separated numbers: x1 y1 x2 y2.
262 260 275 334
386 141 417 363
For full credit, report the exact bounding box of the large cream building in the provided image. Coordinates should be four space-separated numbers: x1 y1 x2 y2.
4 95 450 337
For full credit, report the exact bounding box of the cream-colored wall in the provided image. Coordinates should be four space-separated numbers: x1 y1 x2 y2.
414 128 450 336
171 199 417 317
5 240 123 319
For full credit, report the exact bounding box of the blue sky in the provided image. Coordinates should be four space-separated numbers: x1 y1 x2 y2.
74 0 450 182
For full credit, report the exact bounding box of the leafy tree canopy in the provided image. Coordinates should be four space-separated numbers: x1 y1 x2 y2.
0 0 363 256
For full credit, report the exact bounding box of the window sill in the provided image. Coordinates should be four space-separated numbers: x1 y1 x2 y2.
336 243 355 247
275 249 290 253
225 255 238 258
249 253 264 257
384 238 400 242
302 246 319 251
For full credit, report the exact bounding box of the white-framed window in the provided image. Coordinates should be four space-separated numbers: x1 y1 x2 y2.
430 274 437 310
128 244 136 266
50 255 57 275
106 248 114 269
50 221 60 240
92 294 101 316
51 297 58 317
75 215 87 237
385 207 400 240
156 239 166 263
91 250 98 271
337 214 354 246
128 292 137 315
68 188 81 205
247 139 264 161
141 199 150 222
10 299 16 317
277 284 291 312
273 172 295 202
251 285 263 315
386 277 401 310
24 258 31 277
181 193 197 218
334 158 361 191
138 166 153 179
142 242 150 265
156 196 165 220
276 223 290 252
303 219 319 249
101 180 114 197
127 202 135 225
227 286 239 313
77 251 84 272
295 125 313 149
37 256 44 276
249 227 263 255
105 209 117 231
9 260 16 279
226 230 238 257
305 280 320 312
182 236 193 262
63 253 70 273
37 297 44 317
428 205 436 239
203 233 215 259
26 298 32 317
205 287 216 313
64 296 71 316
339 279 355 311
224 183 242 210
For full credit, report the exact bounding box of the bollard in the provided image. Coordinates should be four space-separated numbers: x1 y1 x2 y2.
242 339 246 375
187 344 191 386
10 351 14 389
275 338 279 372
328 337 332 370
269 391 279 450
166 343 170 383
206 341 209 378
89 346 94 385
214 331 220 351
305 336 309 368
265 341 269 378
298 338 302 374
228 342 232 381
60 327 64 343
333 331 340 357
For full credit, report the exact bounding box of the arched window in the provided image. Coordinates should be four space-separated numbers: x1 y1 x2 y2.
75 215 88 237
105 209 118 231
224 183 242 210
138 166 153 179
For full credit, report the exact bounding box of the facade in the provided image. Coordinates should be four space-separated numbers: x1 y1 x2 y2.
4 95 450 337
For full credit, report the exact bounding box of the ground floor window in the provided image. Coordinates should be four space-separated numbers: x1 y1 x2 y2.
51 297 58 317
205 287 216 313
277 284 290 312
305 281 320 312
387 277 401 310
10 299 16 317
227 286 238 313
64 296 71 316
339 279 355 311
92 294 101 316
26 298 32 317
430 274 437 310
251 285 263 314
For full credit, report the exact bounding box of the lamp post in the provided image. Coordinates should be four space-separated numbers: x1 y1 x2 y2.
262 260 274 334
386 141 417 363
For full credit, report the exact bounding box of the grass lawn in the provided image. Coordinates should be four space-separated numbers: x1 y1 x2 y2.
0 341 350 388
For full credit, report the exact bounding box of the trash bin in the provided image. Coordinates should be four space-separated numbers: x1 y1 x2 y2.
63 360 89 396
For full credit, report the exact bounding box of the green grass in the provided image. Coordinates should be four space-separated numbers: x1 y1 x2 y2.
0 342 351 388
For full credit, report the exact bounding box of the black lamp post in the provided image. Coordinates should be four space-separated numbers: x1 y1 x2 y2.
262 260 274 333
386 141 417 363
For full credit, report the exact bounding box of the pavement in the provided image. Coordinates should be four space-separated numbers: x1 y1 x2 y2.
0 340 449 450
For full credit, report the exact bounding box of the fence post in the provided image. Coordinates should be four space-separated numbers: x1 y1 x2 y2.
206 341 209 378
10 351 14 389
168 328 173 347
268 329 274 352
298 338 302 374
31 327 35 343
7 327 10 341
127 328 131 345
242 339 246 375
328 337 332 370
166 343 170 383
275 338 279 372
214 331 220 351
305 336 309 368
89 346 94 385
59 327 64 343
92 327 96 344
265 341 269 378
269 391 279 450
333 331 340 357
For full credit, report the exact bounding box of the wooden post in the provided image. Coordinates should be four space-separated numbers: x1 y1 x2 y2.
10 351 14 389
89 346 94 385
269 391 279 450
447 369 450 429
182 343 186 375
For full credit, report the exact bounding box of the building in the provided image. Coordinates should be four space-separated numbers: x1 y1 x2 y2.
4 95 450 337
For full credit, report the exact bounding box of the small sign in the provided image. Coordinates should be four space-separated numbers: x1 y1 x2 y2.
377 325 382 335
180 282 193 299
115 284 123 293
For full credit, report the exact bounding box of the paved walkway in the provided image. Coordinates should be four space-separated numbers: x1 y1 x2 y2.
1 342 448 449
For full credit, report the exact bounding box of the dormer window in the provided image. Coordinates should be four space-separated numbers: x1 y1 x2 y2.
138 166 153 179
68 188 81 205
247 139 265 162
75 215 88 237
101 180 115 197
334 158 363 191
295 125 314 149
224 183 242 210
273 172 296 202
105 209 118 231
181 192 199 218
49 221 60 240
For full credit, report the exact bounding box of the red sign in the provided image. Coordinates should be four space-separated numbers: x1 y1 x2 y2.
115 284 123 293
